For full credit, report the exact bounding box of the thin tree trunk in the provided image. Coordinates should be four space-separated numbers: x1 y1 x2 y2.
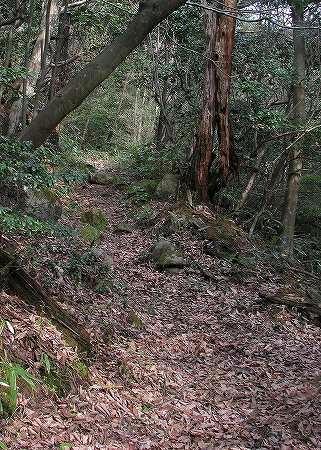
138 88 146 144
33 0 54 117
280 5 306 257
0 23 15 104
9 0 58 136
47 0 70 149
188 3 217 202
20 0 188 148
235 143 267 211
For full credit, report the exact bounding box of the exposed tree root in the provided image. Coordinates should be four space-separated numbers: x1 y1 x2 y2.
0 248 91 353
258 291 321 318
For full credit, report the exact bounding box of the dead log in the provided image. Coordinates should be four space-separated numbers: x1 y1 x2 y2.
0 248 91 353
258 291 321 318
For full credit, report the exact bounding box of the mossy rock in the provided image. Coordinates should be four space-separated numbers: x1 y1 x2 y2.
89 171 114 185
156 173 179 199
80 208 108 231
151 240 187 271
114 222 134 233
24 188 62 222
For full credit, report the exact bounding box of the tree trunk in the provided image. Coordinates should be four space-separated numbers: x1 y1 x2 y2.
281 5 306 258
188 3 217 202
47 1 71 149
20 0 188 148
215 0 238 187
155 79 174 151
8 0 59 136
187 0 238 202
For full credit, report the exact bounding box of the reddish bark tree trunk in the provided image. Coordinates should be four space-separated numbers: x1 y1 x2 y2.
188 4 217 202
188 0 238 202
215 0 238 186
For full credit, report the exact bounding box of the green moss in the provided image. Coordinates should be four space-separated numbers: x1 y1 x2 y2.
80 208 108 231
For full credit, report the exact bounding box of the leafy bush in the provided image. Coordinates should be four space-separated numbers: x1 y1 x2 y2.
0 360 37 416
0 137 55 191
0 207 53 235
126 180 158 204
63 249 111 285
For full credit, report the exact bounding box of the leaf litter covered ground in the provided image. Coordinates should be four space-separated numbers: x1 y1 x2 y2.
1 166 321 449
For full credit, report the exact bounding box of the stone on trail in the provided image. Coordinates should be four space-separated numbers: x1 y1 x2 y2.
151 239 187 272
114 222 134 233
24 189 62 222
90 246 113 270
155 173 179 199
89 171 114 185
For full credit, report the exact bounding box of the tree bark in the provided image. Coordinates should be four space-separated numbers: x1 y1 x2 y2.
281 5 306 258
215 0 238 186
47 0 71 149
187 0 238 202
20 0 188 148
8 0 59 136
188 3 217 202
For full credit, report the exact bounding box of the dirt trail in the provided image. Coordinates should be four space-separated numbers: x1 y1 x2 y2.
2 175 321 449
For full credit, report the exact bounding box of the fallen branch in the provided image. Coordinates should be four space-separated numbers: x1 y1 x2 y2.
258 291 321 317
0 248 91 353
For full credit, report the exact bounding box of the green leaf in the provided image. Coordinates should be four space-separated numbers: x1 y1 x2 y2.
41 353 51 375
59 443 72 449
13 364 37 391
8 368 17 411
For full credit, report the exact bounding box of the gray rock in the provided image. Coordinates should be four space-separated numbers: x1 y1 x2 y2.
89 171 114 185
24 189 62 222
114 222 134 233
156 173 179 199
0 184 62 222
151 240 176 261
91 247 113 269
151 239 187 271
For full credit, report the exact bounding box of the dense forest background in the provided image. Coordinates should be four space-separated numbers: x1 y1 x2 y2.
0 0 320 261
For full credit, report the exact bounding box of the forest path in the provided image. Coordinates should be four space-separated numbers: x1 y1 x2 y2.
62 169 321 449
2 164 321 449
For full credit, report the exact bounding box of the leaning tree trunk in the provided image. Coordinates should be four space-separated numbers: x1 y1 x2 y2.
20 0 188 148
215 0 238 187
281 4 306 258
187 2 217 202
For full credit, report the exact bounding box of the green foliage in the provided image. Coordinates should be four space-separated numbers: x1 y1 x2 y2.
0 207 76 238
127 180 158 205
297 175 321 234
0 66 27 88
39 354 71 397
59 443 72 450
63 249 111 286
0 137 55 191
117 143 162 178
0 362 37 416
0 207 52 235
